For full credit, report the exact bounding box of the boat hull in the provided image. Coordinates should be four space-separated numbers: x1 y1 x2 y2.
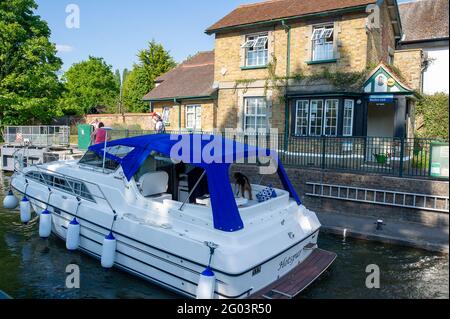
12 189 319 299
11 163 323 299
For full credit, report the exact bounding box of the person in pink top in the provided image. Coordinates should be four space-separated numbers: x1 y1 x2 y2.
94 122 108 144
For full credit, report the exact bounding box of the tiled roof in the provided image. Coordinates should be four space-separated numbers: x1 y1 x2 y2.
399 0 449 42
143 51 216 101
206 0 376 33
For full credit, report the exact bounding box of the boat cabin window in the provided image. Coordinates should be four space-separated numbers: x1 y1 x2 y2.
79 150 120 171
25 171 94 201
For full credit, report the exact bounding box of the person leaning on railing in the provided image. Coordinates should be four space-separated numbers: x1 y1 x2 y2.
91 122 111 145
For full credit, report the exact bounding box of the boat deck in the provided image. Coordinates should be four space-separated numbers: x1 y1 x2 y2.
249 249 337 299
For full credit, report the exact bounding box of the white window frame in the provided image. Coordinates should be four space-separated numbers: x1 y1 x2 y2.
311 24 335 61
243 32 269 67
295 100 309 136
343 99 355 137
309 100 324 136
244 97 268 132
186 105 202 130
162 107 170 125
324 99 339 136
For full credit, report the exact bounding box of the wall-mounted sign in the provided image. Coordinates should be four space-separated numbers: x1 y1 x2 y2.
369 94 394 103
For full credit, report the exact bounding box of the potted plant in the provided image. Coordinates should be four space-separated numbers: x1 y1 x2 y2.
373 152 390 165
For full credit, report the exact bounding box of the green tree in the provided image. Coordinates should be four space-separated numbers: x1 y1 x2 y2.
123 40 176 113
123 66 151 113
114 69 121 90
0 0 63 126
416 93 449 140
59 56 119 115
115 68 130 114
122 68 130 85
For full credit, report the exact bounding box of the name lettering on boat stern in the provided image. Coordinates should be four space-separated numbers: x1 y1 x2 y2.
278 250 303 272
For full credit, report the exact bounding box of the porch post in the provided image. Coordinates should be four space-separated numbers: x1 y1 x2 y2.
394 96 407 138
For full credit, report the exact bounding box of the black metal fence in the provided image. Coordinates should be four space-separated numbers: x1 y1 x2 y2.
109 129 448 180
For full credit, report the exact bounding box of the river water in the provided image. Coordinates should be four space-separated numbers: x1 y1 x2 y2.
0 172 448 299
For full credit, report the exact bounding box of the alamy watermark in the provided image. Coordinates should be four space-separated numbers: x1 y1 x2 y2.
65 4 80 29
366 264 381 289
366 4 381 30
65 264 80 289
168 128 279 175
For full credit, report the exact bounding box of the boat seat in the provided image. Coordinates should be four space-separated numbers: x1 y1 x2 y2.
138 171 169 197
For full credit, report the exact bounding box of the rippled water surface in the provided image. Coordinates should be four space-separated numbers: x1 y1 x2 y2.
0 172 448 299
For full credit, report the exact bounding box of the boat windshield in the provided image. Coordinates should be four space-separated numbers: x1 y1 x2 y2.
79 150 120 171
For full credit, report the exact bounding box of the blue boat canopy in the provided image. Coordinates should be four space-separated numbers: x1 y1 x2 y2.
89 134 301 232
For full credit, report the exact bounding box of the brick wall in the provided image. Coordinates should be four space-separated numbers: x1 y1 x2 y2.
214 12 370 84
231 165 449 228
213 11 373 133
85 113 154 130
366 1 396 66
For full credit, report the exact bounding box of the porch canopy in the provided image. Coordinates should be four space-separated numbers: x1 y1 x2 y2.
89 134 301 232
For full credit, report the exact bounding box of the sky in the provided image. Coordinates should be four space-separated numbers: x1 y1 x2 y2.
35 0 414 74
35 0 256 73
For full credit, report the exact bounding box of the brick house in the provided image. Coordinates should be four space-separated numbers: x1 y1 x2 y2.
144 0 425 139
143 51 217 131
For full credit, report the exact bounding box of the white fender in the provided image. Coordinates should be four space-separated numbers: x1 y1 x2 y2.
101 232 117 269
20 197 31 224
3 190 19 209
39 209 52 238
66 218 81 251
196 267 216 299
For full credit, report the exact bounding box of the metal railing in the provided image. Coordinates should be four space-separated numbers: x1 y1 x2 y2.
106 129 448 180
13 147 116 214
2 126 70 147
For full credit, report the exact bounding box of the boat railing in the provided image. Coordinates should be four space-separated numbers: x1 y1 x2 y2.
13 151 116 214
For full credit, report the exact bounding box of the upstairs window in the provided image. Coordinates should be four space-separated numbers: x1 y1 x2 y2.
312 25 335 61
242 33 268 67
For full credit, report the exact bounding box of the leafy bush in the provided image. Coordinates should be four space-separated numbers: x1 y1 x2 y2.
416 93 449 139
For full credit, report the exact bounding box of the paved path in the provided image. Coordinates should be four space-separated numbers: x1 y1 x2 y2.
317 212 449 254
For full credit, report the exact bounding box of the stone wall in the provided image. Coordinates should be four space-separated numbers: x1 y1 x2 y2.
394 49 424 91
231 165 449 228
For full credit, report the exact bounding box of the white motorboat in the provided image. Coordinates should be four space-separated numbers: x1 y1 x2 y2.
9 133 334 299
